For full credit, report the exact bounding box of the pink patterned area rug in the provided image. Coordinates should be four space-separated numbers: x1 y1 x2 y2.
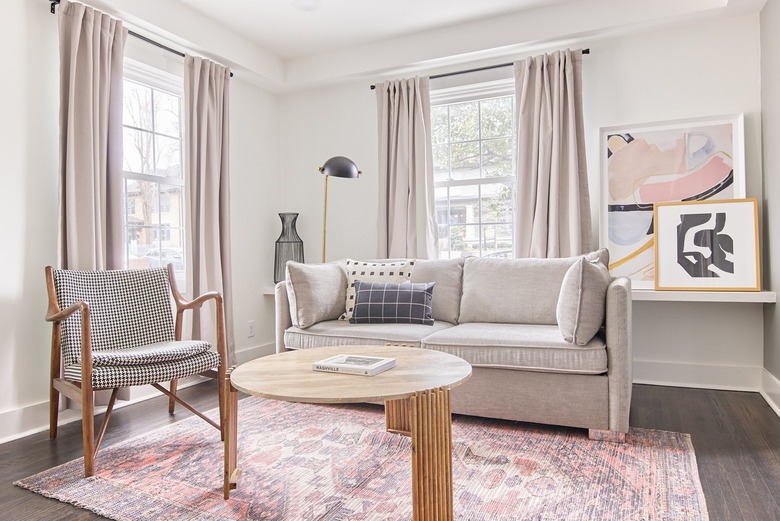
16 398 708 520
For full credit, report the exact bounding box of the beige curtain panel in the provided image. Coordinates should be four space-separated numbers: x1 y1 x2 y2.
376 77 438 259
514 49 592 258
184 55 236 366
57 0 127 269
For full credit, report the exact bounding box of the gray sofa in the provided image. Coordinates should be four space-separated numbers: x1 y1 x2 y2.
275 250 632 441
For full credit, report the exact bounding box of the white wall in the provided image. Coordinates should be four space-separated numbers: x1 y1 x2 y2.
280 13 768 391
584 14 765 390
0 0 60 428
229 78 281 359
761 0 780 413
279 83 379 262
0 0 280 442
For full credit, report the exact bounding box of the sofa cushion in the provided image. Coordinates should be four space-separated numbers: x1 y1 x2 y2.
557 257 611 345
458 249 609 325
284 319 454 350
340 259 414 321
350 281 435 325
410 257 464 324
285 261 347 329
421 322 607 374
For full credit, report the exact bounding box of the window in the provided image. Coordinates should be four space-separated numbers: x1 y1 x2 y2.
121 61 185 284
432 85 516 259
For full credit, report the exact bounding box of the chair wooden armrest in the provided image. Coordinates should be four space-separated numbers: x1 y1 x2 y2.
45 300 87 323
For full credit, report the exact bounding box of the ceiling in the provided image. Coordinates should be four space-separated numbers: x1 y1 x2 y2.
175 0 572 60
96 0 764 90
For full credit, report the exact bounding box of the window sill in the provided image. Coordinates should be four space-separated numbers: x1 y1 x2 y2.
632 289 776 303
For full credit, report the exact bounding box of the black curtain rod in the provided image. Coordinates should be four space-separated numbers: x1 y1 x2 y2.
369 48 589 90
49 0 233 77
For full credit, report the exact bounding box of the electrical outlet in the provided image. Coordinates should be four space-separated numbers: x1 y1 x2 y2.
247 320 256 338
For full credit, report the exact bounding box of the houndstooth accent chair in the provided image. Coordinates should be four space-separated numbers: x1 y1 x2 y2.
45 264 229 478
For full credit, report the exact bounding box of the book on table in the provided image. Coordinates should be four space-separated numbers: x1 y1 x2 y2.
312 354 396 376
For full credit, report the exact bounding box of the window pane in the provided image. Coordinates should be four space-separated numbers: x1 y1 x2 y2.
448 224 467 258
450 142 479 180
482 138 513 178
437 224 450 259
449 184 478 224
482 224 513 258
433 144 450 182
123 128 153 174
449 101 478 142
154 90 181 138
431 106 449 144
155 135 182 178
480 182 514 223
481 97 513 139
123 81 153 131
135 181 160 228
159 185 184 230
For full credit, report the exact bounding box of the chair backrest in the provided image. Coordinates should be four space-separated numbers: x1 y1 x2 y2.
52 267 176 366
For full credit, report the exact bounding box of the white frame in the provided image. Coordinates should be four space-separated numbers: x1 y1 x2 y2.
599 114 745 289
654 198 759 291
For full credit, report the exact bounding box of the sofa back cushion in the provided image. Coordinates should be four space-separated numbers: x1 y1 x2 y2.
410 257 464 324
458 249 609 325
285 261 347 329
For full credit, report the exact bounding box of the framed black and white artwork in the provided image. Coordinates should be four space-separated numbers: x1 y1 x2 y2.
654 198 759 291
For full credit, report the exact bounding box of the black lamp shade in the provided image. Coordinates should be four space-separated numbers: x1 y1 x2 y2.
319 156 360 178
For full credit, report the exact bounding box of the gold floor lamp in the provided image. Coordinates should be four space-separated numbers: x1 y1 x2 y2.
319 156 361 262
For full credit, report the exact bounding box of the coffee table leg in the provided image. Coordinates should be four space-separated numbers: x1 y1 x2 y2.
224 375 239 499
385 397 411 436
410 387 453 521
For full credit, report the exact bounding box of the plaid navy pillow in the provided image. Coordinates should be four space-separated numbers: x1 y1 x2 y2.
349 280 435 325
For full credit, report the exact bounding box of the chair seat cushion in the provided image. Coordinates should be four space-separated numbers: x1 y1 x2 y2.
90 340 212 366
64 351 221 389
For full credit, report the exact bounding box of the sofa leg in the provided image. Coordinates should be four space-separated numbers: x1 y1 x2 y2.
588 429 626 443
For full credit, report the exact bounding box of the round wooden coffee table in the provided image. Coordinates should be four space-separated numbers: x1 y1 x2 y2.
223 345 472 521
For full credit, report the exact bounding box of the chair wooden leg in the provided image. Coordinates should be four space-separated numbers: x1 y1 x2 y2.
49 381 59 439
94 389 119 455
168 379 178 414
217 370 227 441
82 388 95 477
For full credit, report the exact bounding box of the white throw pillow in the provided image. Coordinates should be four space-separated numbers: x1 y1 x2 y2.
285 261 347 329
556 257 611 345
340 259 414 321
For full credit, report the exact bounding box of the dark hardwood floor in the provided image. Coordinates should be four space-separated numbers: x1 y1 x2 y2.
2 382 779 520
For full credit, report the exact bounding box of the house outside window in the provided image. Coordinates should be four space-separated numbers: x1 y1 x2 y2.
431 80 516 259
122 60 185 286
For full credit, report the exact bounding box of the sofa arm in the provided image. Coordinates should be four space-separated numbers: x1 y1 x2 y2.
274 281 293 353
604 276 632 434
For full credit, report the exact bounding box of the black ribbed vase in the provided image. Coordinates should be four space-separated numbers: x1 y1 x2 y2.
274 212 304 283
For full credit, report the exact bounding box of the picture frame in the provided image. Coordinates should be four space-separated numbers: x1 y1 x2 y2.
654 198 759 291
599 114 746 289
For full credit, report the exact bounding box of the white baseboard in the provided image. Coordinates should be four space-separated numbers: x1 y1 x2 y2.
632 359 762 391
760 369 780 418
0 341 275 445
